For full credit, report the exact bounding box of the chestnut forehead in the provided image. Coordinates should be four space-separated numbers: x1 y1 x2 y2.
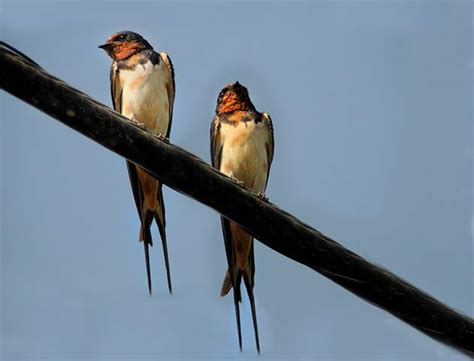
219 89 236 99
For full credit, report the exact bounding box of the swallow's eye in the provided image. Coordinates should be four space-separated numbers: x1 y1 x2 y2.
116 34 126 41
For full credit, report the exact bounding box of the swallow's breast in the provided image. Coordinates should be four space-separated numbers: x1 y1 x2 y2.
120 58 170 135
219 120 269 193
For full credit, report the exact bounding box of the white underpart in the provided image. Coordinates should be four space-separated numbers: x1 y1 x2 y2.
219 120 270 193
120 57 170 135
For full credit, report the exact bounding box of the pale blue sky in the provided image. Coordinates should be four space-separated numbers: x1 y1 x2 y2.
1 1 472 360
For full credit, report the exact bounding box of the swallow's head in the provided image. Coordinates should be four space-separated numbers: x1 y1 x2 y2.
99 31 152 61
216 81 256 114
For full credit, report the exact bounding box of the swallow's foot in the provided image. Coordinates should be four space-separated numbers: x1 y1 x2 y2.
130 116 145 129
256 192 269 202
230 175 244 187
156 133 170 144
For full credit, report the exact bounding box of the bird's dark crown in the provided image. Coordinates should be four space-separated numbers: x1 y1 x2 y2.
107 31 152 48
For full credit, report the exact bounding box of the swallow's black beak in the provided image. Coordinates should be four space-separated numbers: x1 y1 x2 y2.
98 43 112 50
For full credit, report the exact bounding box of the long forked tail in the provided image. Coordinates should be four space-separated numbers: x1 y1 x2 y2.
154 213 172 294
232 272 243 351
220 217 259 352
140 211 154 295
224 264 260 353
243 270 260 353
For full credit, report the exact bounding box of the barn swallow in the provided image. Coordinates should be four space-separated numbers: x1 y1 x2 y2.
99 31 175 295
210 82 274 352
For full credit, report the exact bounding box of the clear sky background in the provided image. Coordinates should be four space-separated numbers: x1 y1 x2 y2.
1 1 472 360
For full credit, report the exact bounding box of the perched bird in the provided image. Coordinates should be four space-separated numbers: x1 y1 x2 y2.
210 82 274 352
99 31 175 295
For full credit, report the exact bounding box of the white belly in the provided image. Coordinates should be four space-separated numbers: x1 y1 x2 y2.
219 121 269 193
120 59 170 135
